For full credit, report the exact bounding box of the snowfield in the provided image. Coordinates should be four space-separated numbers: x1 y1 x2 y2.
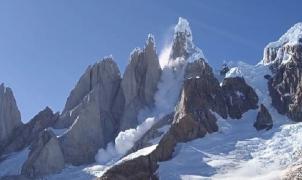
158 62 302 180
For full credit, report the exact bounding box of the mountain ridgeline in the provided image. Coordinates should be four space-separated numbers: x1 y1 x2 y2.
0 18 302 180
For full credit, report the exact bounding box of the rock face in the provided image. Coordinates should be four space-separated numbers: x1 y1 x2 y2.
0 83 22 145
282 163 302 180
119 35 161 130
254 104 273 131
128 113 174 155
170 17 199 60
101 75 225 179
21 129 64 178
222 77 259 119
268 44 302 121
263 23 302 65
263 23 302 122
184 59 228 119
58 58 124 165
55 57 124 129
101 18 227 179
0 107 58 156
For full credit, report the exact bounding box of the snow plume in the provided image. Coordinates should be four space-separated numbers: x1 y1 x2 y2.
95 45 187 165
95 117 156 164
159 44 172 68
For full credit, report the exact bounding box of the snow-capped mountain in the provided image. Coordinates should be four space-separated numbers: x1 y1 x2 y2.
1 18 302 180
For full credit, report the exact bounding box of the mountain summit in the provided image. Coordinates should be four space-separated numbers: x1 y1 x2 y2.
1 19 302 180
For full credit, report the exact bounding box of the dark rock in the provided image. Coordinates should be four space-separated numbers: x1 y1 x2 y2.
220 63 230 76
254 104 273 131
128 113 174 155
264 74 271 80
120 35 161 130
0 107 58 156
184 60 228 119
100 155 158 180
100 75 223 179
222 77 259 119
21 129 64 178
268 44 302 121
170 18 194 60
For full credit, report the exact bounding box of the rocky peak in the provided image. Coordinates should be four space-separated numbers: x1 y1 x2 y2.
170 17 204 61
0 106 58 156
267 23 302 122
263 22 302 65
146 34 156 50
57 57 124 165
21 129 64 178
56 57 122 128
120 35 161 130
63 57 121 114
0 83 22 144
222 77 259 119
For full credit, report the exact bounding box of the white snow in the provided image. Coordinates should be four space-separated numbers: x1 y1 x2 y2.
95 117 156 165
95 43 187 165
0 149 29 177
95 16 208 168
174 17 206 62
174 17 193 42
267 22 302 48
262 22 302 65
158 62 300 180
117 144 157 164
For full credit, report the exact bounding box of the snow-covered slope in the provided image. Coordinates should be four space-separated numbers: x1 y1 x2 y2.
158 62 302 180
263 22 302 65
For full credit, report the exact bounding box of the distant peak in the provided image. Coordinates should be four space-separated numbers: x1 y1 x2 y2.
263 22 302 64
169 17 205 61
146 34 155 44
267 22 302 48
174 17 192 42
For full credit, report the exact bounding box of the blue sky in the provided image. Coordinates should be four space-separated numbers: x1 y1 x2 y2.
0 0 301 122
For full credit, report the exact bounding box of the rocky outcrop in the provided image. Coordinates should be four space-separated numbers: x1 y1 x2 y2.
222 77 259 119
119 35 161 130
0 107 58 156
263 23 302 122
170 18 195 60
21 129 64 178
282 163 302 180
185 59 228 119
101 75 224 179
253 104 273 131
268 44 302 122
55 57 124 129
0 83 22 146
58 58 124 165
128 113 174 155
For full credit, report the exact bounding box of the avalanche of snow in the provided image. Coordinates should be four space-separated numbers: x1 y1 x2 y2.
95 44 187 165
95 16 210 170
158 61 302 180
